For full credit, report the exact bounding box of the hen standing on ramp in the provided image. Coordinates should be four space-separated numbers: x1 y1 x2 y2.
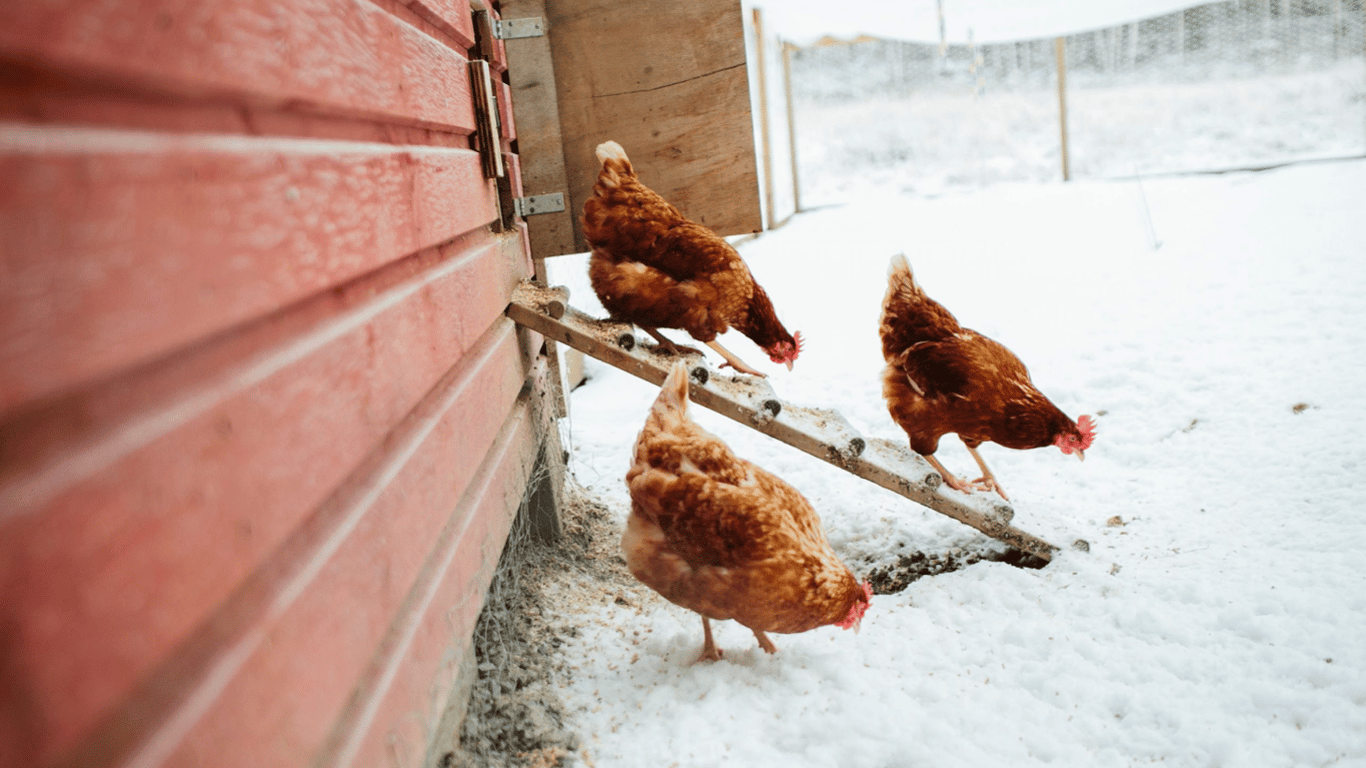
624 362 872 662
879 253 1096 500
583 141 802 377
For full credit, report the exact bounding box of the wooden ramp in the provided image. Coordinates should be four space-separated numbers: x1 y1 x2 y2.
507 282 1059 562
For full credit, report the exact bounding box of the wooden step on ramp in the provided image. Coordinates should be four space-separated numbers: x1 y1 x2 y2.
507 281 1059 562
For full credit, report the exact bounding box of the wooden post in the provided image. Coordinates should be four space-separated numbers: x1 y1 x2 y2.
1176 8 1186 65
782 41 802 214
500 0 576 259
1332 0 1341 60
753 7 776 230
1055 36 1071 182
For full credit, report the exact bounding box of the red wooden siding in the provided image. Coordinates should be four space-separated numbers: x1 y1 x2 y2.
0 1 549 767
0 138 498 414
0 1 477 132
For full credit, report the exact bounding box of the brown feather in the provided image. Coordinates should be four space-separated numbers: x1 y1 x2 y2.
879 254 1089 465
583 142 799 362
623 363 870 644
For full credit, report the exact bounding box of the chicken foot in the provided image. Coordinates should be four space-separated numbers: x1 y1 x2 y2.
923 454 974 494
705 340 767 378
923 449 1010 500
698 616 725 662
697 618 780 661
639 328 766 377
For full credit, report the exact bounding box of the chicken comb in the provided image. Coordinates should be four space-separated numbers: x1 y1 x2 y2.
1076 414 1098 449
793 331 805 355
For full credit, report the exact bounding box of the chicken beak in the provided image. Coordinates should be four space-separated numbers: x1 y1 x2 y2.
853 618 862 635
1075 449 1086 462
785 359 794 372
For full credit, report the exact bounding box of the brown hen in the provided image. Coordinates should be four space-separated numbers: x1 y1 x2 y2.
879 253 1096 500
583 141 802 377
624 362 872 662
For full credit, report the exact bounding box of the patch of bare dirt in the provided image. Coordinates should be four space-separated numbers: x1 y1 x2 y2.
864 546 1047 595
448 479 634 768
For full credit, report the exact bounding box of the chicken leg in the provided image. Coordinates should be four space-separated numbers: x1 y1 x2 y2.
751 629 778 655
705 340 766 378
641 327 766 377
698 616 724 662
642 327 703 357
965 445 1009 501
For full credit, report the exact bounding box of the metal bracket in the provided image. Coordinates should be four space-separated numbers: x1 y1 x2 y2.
493 17 545 40
514 193 566 218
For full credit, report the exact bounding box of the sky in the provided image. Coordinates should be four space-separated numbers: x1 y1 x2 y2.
752 0 1212 44
542 150 1366 767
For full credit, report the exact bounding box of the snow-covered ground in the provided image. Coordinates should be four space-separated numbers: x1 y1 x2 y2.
793 61 1366 202
544 156 1366 767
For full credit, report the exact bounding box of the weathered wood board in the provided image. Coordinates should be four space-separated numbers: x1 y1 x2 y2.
503 0 763 256
507 283 1060 561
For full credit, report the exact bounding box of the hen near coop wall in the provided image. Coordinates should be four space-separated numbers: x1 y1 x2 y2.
0 1 565 767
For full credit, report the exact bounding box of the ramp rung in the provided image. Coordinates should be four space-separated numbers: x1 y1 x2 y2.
507 281 1058 561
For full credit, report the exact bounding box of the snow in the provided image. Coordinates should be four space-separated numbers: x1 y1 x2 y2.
792 61 1366 196
544 156 1366 767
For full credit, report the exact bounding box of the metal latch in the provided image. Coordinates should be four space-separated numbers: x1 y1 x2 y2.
468 59 504 179
493 17 545 40
515 193 565 218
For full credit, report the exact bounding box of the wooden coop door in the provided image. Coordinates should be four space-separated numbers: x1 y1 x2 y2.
501 0 763 257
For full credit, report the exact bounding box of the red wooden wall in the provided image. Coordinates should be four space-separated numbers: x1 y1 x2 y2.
0 2 557 766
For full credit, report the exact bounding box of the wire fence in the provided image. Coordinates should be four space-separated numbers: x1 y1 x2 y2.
787 0 1366 202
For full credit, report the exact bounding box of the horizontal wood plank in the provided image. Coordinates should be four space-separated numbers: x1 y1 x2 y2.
0 232 530 767
0 0 476 133
0 58 470 147
0 128 499 415
399 0 477 49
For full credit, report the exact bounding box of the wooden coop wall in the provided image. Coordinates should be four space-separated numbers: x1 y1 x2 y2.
0 2 560 767
501 0 763 257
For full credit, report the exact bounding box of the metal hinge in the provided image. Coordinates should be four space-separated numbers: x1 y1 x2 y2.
515 193 566 218
493 17 545 40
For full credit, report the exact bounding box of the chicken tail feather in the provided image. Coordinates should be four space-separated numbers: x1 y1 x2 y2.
886 252 921 297
653 361 692 418
594 140 635 190
596 140 628 164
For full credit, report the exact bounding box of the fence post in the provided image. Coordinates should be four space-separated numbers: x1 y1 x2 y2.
752 7 775 231
1055 36 1071 181
782 41 802 214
